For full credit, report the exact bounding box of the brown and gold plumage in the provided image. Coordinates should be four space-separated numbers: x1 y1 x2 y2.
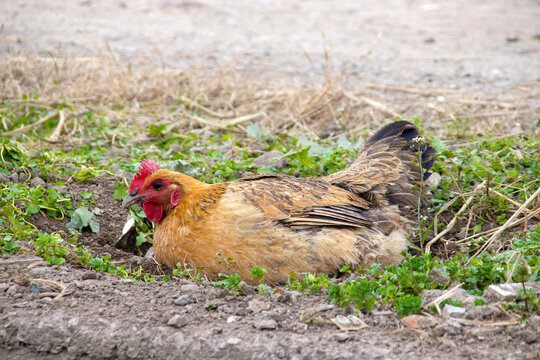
122 121 436 283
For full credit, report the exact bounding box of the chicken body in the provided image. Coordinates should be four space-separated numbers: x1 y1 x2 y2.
123 121 436 283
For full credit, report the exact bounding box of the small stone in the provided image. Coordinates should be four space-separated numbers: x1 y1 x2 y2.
249 298 271 313
144 247 154 258
81 271 98 280
6 285 20 295
227 316 238 324
173 295 191 306
0 173 8 183
67 317 80 330
401 315 439 329
424 172 441 188
52 185 68 194
180 283 199 293
332 333 351 342
239 283 256 295
290 291 302 303
167 315 188 329
432 320 461 336
8 173 19 183
447 319 462 328
254 319 277 330
485 282 540 302
332 315 367 331
469 326 502 339
527 314 540 328
317 304 335 312
227 338 241 345
520 330 538 344
30 177 46 188
272 292 292 303
212 327 223 335
465 304 508 321
18 172 29 183
442 305 466 318
40 297 53 304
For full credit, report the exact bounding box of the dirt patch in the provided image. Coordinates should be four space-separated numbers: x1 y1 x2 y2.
1 258 539 360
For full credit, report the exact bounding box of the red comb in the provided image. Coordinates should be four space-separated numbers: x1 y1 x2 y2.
129 160 159 191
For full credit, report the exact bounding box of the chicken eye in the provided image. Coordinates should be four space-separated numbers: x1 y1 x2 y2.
152 180 164 190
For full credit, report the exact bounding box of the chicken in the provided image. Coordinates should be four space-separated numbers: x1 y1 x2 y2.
122 121 436 283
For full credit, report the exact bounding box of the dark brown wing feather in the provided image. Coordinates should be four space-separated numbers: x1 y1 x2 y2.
228 175 374 228
324 121 436 210
228 121 435 229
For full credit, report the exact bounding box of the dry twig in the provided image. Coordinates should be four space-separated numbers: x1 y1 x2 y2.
1 110 59 137
470 186 540 259
425 181 486 254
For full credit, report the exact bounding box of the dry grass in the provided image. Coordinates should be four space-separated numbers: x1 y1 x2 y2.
0 56 539 138
1 54 538 140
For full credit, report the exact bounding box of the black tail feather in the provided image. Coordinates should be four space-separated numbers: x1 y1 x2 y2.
365 121 436 180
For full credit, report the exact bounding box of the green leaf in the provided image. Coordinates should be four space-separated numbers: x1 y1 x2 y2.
136 233 147 247
113 184 128 201
246 124 271 141
26 202 41 215
67 207 99 232
284 147 313 167
89 220 100 234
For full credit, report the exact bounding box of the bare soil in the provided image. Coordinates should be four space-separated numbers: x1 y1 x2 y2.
1 1 540 359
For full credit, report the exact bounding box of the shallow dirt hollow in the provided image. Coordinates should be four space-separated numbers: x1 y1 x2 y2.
1 1 540 359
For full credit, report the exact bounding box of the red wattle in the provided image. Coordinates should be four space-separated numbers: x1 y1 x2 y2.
142 202 163 222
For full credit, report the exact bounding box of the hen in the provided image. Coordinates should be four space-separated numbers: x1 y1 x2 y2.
122 121 436 283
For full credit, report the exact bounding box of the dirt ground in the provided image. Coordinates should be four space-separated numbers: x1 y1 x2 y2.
1 0 540 359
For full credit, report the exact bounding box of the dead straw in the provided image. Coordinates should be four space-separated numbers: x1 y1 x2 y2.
425 181 486 254
470 185 540 260
1 110 59 137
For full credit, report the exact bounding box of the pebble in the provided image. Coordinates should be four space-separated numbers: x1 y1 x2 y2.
144 247 154 258
432 320 462 336
52 185 68 194
8 173 19 183
248 298 271 313
0 173 8 183
442 304 467 318
485 282 540 302
173 295 191 306
227 316 238 323
272 292 292 303
424 172 441 188
6 284 20 295
167 315 188 329
527 314 540 328
227 338 241 345
520 330 538 344
239 283 256 295
18 172 29 182
180 284 199 293
469 326 502 339
401 315 439 329
30 177 46 188
254 319 278 330
332 333 351 342
464 305 503 320
333 315 367 330
81 271 98 280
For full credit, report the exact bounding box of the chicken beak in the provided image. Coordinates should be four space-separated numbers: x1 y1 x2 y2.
122 193 146 208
